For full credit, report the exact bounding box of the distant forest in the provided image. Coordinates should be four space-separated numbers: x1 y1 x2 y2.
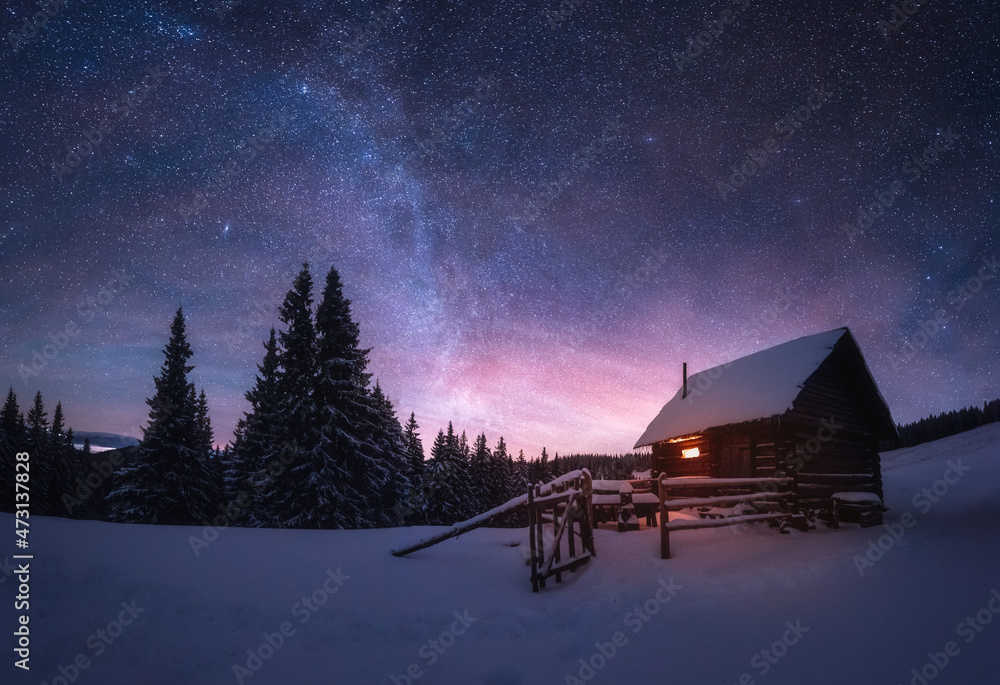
554 452 650 480
888 398 1000 449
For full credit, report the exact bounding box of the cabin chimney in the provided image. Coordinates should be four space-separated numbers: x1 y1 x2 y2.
682 362 688 398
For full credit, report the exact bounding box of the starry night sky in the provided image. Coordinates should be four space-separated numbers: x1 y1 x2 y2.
1 0 997 457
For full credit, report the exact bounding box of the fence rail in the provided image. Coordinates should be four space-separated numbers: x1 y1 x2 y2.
658 475 803 559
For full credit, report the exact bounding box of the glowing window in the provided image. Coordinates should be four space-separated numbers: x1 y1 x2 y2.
681 447 701 459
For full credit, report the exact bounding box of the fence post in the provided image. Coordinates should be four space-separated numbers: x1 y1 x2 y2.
528 484 538 592
535 484 546 589
659 474 671 560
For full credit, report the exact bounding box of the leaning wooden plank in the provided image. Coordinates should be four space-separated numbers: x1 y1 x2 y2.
661 492 794 509
541 496 578 574
664 512 788 531
392 470 589 557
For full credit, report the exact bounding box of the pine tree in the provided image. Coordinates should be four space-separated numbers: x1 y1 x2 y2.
422 429 461 525
368 382 412 526
394 413 426 525
487 435 516 511
25 392 52 514
108 307 212 525
515 450 529 490
46 402 77 517
536 447 552 484
232 328 282 526
194 388 221 521
551 453 562 478
265 264 333 528
297 263 372 529
402 412 424 481
468 432 491 514
0 388 25 513
421 423 475 524
490 436 511 504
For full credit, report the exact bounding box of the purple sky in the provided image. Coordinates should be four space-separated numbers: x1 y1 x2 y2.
1 0 997 457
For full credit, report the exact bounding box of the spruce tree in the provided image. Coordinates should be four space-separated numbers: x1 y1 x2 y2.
395 412 425 525
468 432 491 514
537 447 552 484
488 435 515 511
422 423 474 524
109 307 212 525
47 402 77 517
0 388 25 513
25 392 52 514
265 264 328 527
232 328 282 526
402 412 424 480
194 388 221 521
369 381 412 525
515 450 529 490
422 429 460 525
299 263 370 528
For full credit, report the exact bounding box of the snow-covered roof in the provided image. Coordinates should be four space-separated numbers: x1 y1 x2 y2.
634 328 850 448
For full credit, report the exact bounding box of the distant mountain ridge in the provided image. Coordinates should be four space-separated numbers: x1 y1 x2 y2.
72 431 140 451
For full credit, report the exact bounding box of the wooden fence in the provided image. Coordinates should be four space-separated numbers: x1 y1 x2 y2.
392 470 596 593
528 470 596 592
657 475 805 559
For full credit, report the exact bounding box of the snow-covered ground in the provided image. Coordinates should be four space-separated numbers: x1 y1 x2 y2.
3 424 998 685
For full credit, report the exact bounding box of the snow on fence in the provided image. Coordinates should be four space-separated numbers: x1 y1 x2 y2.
391 470 596 592
527 470 595 592
657 474 805 559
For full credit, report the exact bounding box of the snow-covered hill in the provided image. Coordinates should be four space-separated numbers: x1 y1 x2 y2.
70 431 140 452
3 424 998 685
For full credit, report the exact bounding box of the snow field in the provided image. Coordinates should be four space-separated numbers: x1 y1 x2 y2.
2 423 997 685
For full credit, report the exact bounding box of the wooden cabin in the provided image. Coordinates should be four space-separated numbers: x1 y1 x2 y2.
634 328 895 506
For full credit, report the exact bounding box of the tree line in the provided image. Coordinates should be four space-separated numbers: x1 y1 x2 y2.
889 398 1000 449
0 263 613 529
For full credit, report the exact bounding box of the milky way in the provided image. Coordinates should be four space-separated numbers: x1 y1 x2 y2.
1 0 997 456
